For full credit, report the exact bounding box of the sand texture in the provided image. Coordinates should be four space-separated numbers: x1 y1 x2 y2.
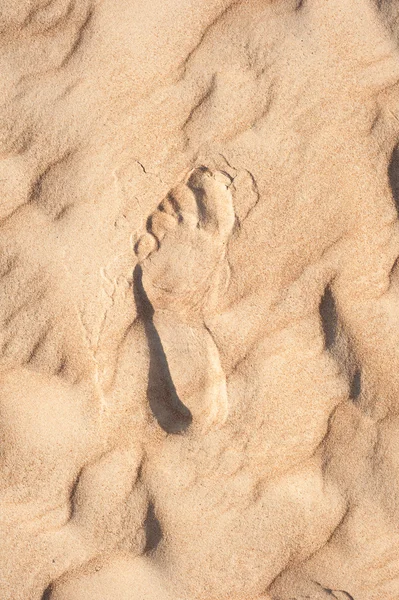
2 0 399 598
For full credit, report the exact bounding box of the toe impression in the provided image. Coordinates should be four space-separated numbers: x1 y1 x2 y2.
135 233 158 261
187 167 235 237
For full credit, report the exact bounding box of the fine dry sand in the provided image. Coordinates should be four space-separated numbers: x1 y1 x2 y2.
2 1 399 599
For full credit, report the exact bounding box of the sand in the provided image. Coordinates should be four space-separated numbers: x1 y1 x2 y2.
1 0 399 598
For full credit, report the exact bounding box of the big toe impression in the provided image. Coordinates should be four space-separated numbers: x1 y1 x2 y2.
187 167 235 237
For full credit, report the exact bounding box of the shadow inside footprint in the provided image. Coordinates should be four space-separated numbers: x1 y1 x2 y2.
41 586 53 600
133 265 192 434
